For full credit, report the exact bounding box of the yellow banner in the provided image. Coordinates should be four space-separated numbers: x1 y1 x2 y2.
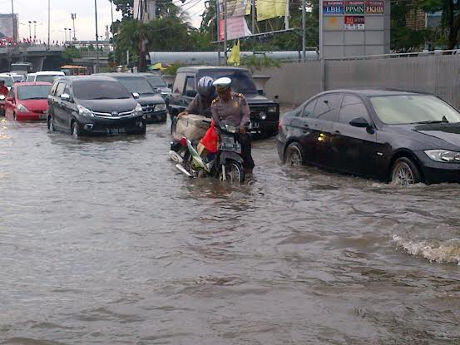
256 0 287 21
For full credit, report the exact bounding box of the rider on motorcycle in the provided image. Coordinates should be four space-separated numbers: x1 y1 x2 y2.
211 77 255 174
178 76 215 118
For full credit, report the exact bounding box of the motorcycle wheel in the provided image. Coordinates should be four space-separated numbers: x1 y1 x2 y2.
220 160 245 183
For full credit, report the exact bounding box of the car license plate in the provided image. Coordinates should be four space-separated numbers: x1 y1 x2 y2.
107 128 125 135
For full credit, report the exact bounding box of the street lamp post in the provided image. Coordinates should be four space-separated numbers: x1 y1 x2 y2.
28 21 32 40
94 0 100 73
33 20 37 41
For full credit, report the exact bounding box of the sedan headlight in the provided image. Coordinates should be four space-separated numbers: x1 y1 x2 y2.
155 103 166 112
425 150 460 163
17 103 29 113
77 104 94 117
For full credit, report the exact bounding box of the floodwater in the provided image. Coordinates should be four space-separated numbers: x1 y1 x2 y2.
0 118 459 345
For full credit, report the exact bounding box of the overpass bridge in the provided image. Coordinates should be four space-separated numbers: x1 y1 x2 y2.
0 45 65 72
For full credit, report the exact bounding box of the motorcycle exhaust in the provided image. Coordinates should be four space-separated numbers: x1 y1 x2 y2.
175 163 192 177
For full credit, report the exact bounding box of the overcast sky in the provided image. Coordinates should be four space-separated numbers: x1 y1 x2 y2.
2 0 203 42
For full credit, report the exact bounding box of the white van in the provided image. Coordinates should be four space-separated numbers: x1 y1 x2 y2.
27 71 65 84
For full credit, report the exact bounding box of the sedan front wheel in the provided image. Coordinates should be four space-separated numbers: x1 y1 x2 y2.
391 157 421 186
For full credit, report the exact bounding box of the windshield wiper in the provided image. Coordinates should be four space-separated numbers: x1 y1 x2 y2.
411 120 449 125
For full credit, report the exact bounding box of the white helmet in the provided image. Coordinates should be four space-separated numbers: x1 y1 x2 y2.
197 76 215 97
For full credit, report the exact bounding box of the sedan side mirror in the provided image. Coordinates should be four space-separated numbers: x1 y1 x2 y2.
132 92 140 99
60 93 70 101
349 117 371 128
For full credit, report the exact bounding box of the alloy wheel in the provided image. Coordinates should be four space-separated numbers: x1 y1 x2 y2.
286 146 302 166
392 161 415 186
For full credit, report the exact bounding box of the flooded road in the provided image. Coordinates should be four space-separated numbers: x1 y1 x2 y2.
0 118 459 345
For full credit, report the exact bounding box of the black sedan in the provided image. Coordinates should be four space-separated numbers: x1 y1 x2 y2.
277 90 460 185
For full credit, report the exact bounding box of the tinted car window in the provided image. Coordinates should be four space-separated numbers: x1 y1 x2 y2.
36 75 59 83
173 73 186 94
73 80 131 100
145 75 166 88
117 77 154 95
312 94 341 121
197 70 257 94
339 101 369 125
17 85 51 100
302 99 317 117
55 82 66 97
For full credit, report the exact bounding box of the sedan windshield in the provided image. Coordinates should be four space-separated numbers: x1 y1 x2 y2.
117 77 154 95
36 75 60 83
370 95 460 124
73 80 131 100
145 76 166 88
198 70 258 94
18 85 51 100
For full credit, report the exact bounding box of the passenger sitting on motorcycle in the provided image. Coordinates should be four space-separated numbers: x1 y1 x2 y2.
211 77 255 174
178 76 215 118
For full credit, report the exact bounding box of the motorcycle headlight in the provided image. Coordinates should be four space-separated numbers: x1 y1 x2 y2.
17 103 29 113
134 103 143 115
77 104 94 117
425 150 460 163
155 103 166 111
259 111 267 120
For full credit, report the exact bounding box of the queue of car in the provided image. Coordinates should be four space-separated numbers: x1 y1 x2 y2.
1 66 459 186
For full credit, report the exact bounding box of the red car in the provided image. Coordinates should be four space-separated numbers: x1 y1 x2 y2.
5 82 52 121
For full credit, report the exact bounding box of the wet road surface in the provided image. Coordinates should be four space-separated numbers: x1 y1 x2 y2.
0 118 459 345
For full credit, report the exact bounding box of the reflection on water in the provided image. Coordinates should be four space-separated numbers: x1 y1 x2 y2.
0 120 459 345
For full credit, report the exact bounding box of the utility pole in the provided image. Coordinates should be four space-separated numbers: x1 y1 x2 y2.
110 0 114 38
94 0 100 73
223 0 227 63
71 13 77 41
47 0 51 48
302 0 306 62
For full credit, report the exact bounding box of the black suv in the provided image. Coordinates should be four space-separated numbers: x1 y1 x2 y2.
98 73 167 123
47 76 146 137
168 66 279 137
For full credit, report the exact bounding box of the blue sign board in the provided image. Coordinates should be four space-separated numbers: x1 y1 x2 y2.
323 1 344 15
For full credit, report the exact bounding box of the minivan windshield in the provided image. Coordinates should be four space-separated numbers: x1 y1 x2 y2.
370 95 460 125
144 75 166 88
18 85 51 100
73 80 131 100
117 77 155 95
198 70 258 94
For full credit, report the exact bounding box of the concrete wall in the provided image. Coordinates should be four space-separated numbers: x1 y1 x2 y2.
261 53 460 109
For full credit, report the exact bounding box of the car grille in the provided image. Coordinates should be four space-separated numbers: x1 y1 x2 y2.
142 103 155 114
93 110 134 118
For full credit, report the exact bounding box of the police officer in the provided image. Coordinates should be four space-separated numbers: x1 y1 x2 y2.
211 77 255 174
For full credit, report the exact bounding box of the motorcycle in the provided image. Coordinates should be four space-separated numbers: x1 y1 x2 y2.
169 121 245 183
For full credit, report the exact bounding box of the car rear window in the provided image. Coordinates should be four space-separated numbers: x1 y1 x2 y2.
17 85 51 100
73 80 131 100
117 77 154 95
36 75 60 83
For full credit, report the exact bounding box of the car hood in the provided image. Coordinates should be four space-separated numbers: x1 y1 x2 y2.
77 98 137 113
245 94 278 105
138 94 165 105
413 123 460 148
20 99 49 112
